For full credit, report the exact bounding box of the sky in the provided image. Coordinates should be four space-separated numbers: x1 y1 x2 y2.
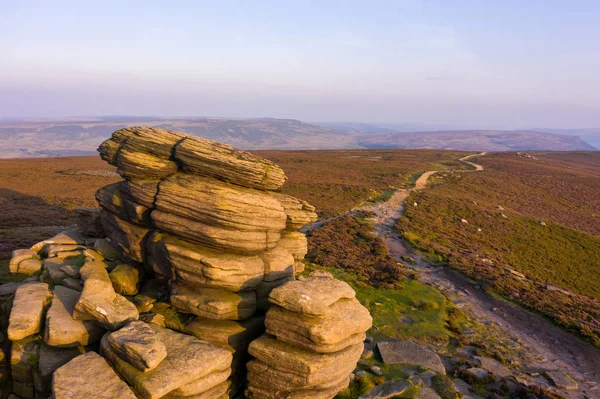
1 0 599 129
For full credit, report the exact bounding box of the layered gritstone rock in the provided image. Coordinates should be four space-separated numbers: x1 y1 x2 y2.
246 272 372 399
1 128 367 399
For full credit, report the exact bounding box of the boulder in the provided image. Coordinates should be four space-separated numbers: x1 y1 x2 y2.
8 282 52 341
473 356 511 378
96 182 152 224
100 210 150 262
9 249 40 274
377 341 446 374
147 232 264 291
101 324 232 399
52 352 137 399
152 174 286 253
170 283 256 320
265 298 372 353
44 286 104 347
268 273 356 317
13 259 42 275
107 320 167 372
173 134 286 190
74 261 139 329
109 264 140 295
261 246 295 282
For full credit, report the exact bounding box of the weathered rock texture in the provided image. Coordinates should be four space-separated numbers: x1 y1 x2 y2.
246 271 372 399
0 127 357 399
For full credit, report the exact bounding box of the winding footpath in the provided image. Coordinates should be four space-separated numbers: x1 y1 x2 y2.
305 152 600 399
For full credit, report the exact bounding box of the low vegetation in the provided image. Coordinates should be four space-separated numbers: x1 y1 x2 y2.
306 212 407 288
259 149 467 218
396 152 600 345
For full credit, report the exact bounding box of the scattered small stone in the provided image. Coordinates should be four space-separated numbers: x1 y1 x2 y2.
355 370 368 378
365 336 374 343
361 348 373 359
370 366 383 376
358 360 369 366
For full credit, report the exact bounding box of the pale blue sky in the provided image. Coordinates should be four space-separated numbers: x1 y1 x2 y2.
1 0 599 128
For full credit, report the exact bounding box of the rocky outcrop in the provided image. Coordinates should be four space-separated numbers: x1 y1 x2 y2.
246 271 372 398
0 127 356 399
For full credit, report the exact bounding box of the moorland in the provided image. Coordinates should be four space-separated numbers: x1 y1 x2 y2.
1 148 599 398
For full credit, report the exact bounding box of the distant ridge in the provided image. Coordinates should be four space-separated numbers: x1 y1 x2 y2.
358 129 597 152
0 118 595 158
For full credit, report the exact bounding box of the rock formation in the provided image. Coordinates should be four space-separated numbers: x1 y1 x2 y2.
0 127 367 399
246 271 372 398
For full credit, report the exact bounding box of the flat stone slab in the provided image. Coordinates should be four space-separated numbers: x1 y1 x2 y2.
248 334 362 384
8 282 52 341
45 286 105 347
474 356 511 378
265 298 372 353
545 370 578 390
268 272 356 317
74 260 139 329
101 324 232 399
170 284 256 320
52 351 137 399
107 321 167 372
377 341 446 374
359 380 411 399
9 249 40 274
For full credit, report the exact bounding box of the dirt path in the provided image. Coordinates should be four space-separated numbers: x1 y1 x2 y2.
305 152 600 398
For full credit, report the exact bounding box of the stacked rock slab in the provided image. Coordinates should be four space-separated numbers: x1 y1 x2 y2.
246 271 373 399
95 126 317 392
3 229 121 398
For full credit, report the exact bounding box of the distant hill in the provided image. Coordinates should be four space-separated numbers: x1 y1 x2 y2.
532 128 600 149
358 130 597 151
0 118 595 157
